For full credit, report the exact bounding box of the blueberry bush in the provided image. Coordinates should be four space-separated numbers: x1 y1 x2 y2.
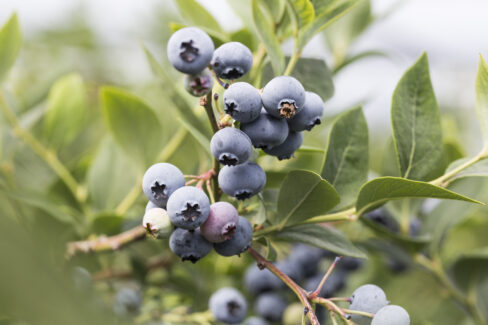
1 1 488 324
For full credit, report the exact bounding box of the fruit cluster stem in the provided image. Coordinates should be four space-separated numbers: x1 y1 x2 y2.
247 247 320 325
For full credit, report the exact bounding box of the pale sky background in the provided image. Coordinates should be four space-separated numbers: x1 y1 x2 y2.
1 0 487 146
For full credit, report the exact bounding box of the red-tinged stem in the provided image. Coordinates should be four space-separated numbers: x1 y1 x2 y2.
310 256 342 298
247 247 320 325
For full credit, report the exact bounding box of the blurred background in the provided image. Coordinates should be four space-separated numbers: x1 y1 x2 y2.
1 0 488 324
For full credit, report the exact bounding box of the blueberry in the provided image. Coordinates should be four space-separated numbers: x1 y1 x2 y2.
184 68 214 97
349 284 389 325
210 128 253 166
167 186 210 230
244 316 269 325
169 228 212 263
167 27 214 75
409 218 422 237
288 91 324 131
240 111 289 150
254 293 287 322
218 162 266 200
145 200 159 212
364 209 400 233
244 264 284 295
223 82 262 123
289 244 323 277
200 201 239 243
282 303 304 325
142 208 172 239
339 256 364 272
304 271 346 298
276 259 305 283
371 305 410 325
214 216 253 256
261 76 306 119
263 131 303 160
113 287 142 318
142 163 185 208
72 266 92 293
209 287 248 324
211 42 253 80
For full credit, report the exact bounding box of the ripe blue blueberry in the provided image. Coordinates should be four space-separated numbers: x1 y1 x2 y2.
209 287 248 324
184 68 214 97
304 270 346 298
142 163 185 208
244 316 269 325
288 91 324 131
210 127 253 166
261 76 306 119
371 305 410 325
113 287 142 318
142 208 172 239
211 42 253 79
263 131 303 160
167 186 210 230
349 284 389 325
339 256 364 272
240 111 289 150
364 209 400 233
169 228 212 263
200 201 239 243
214 216 253 256
218 162 266 200
167 27 214 75
289 244 323 277
223 82 262 123
409 218 422 237
255 293 287 322
244 264 284 295
276 259 305 283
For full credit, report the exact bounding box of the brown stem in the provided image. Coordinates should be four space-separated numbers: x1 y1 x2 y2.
200 92 221 201
247 247 320 325
310 256 342 299
66 226 146 258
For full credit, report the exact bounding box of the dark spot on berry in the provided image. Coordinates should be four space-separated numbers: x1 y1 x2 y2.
151 181 167 201
179 40 199 62
219 154 238 166
227 300 242 316
180 202 201 221
221 67 244 80
225 101 237 114
182 255 200 263
235 190 252 200
279 101 296 118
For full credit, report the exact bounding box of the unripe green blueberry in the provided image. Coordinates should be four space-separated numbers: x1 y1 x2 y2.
142 208 172 239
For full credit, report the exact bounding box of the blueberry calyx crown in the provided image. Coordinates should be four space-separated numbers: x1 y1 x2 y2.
219 153 239 166
221 67 244 80
181 254 201 264
222 223 237 240
179 202 201 221
189 76 211 96
226 300 242 315
235 190 252 200
151 181 167 201
279 100 297 118
224 101 237 114
306 118 321 131
179 40 199 62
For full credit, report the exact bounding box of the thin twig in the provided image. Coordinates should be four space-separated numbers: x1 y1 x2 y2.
310 256 342 298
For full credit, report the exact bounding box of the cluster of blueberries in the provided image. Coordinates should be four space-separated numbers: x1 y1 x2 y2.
207 245 410 324
142 162 254 263
168 26 325 163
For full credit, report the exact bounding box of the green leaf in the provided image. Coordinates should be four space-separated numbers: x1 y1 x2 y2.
271 224 366 258
87 137 139 211
174 0 223 34
91 213 125 236
252 0 285 75
43 73 87 148
445 157 488 182
297 0 360 50
262 57 334 100
391 53 442 180
321 106 368 209
451 247 488 290
264 237 278 261
0 13 22 82
263 0 287 23
287 0 315 29
476 55 488 145
168 22 228 45
100 86 163 168
355 177 482 216
177 117 211 156
277 170 340 226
